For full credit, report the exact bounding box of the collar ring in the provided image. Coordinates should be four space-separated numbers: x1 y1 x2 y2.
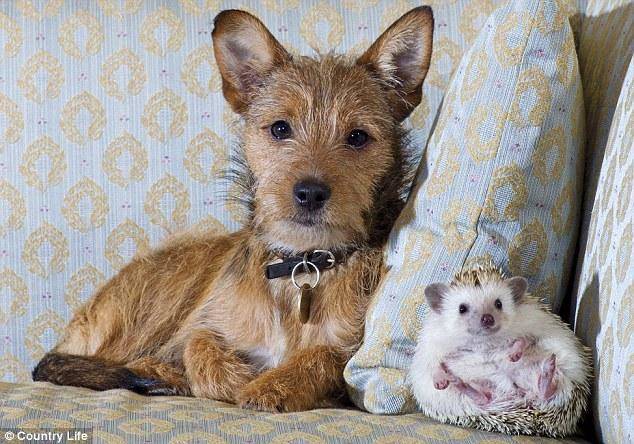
291 260 320 289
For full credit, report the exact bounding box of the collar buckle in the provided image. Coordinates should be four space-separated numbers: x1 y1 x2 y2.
313 249 336 269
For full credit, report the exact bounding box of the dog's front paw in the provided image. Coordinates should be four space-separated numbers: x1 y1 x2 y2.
237 377 303 413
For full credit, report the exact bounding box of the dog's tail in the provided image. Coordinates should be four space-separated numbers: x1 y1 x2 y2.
32 352 167 395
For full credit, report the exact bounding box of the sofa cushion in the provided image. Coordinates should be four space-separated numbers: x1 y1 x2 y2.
0 382 589 443
345 0 585 415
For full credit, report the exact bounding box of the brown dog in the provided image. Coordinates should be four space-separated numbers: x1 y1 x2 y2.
33 7 433 412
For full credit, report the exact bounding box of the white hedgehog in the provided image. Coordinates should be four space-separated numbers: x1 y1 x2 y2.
408 264 592 437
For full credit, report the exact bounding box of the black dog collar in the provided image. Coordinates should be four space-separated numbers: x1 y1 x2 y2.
265 249 350 280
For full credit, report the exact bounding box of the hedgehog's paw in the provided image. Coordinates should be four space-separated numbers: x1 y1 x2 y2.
433 363 452 390
458 382 493 407
474 391 493 407
508 337 529 362
538 354 558 401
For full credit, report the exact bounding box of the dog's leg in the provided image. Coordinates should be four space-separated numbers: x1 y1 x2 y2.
126 357 191 396
237 345 346 412
183 329 255 402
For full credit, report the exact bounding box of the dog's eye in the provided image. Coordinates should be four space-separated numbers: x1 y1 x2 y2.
459 304 468 314
495 299 503 310
271 120 292 140
347 129 369 148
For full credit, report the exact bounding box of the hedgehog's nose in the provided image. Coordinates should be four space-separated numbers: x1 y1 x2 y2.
481 314 495 328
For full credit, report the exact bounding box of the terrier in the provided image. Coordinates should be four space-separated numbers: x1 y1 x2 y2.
33 7 434 412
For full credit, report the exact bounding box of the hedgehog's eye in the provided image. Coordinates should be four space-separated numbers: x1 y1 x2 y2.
458 304 468 314
495 299 503 310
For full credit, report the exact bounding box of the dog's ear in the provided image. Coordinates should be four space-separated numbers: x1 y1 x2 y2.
357 6 433 121
212 10 291 113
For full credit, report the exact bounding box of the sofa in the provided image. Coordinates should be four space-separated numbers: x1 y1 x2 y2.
0 1 631 443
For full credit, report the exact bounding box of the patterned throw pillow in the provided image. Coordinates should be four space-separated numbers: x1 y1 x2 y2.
345 0 584 414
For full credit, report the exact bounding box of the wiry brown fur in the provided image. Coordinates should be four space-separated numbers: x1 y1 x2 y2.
33 7 434 412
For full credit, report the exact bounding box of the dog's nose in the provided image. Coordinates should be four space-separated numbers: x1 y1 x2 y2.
293 180 331 211
481 314 495 328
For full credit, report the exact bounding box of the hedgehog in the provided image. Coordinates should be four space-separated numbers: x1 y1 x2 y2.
407 262 592 438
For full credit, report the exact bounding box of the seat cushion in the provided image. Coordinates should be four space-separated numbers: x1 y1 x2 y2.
345 0 585 416
0 382 589 443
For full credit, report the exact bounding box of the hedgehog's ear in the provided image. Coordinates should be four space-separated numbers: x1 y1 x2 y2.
506 277 527 303
425 283 449 314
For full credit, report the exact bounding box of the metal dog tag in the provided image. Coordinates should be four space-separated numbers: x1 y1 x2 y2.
299 283 312 324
